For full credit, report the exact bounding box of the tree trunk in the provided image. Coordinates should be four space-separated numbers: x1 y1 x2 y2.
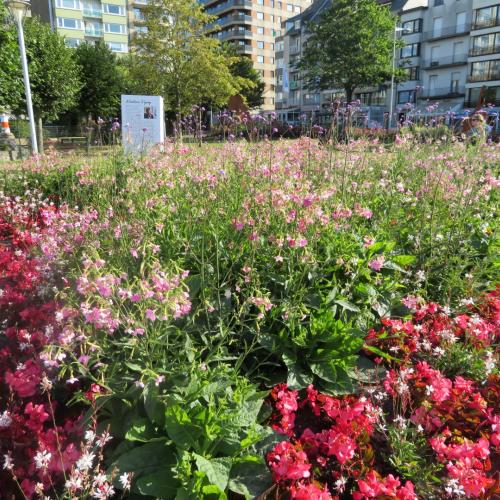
345 86 354 105
36 115 44 155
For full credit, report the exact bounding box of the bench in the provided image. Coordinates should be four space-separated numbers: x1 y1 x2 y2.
59 136 87 145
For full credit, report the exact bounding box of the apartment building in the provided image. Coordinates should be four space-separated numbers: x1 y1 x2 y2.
276 0 500 125
31 0 149 54
199 0 313 110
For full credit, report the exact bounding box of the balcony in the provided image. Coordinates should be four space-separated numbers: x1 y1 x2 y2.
423 24 470 41
85 27 103 37
303 95 320 105
215 13 252 27
422 54 467 69
83 8 102 18
464 99 500 107
418 85 465 99
216 28 252 40
472 17 500 30
289 45 300 54
467 73 500 83
235 44 252 54
469 45 500 57
290 81 300 90
134 0 149 4
204 0 252 16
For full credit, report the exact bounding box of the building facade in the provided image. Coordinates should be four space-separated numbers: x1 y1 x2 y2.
200 0 312 110
276 0 500 125
31 0 149 54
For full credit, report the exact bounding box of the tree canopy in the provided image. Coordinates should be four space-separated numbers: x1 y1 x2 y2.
130 0 243 115
298 0 404 103
74 41 128 119
227 51 265 109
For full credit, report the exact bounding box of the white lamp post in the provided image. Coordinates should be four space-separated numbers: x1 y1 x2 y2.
5 0 38 155
389 23 406 129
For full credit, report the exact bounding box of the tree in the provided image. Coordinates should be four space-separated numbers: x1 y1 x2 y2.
74 41 128 120
298 0 404 103
21 17 81 152
130 0 242 116
0 4 24 112
228 53 265 109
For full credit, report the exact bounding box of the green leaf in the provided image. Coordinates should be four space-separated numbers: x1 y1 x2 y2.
286 363 314 389
194 454 232 492
392 254 416 266
334 299 361 312
165 405 201 450
124 417 158 442
364 345 401 362
229 460 272 498
143 382 166 427
310 361 338 383
135 468 180 498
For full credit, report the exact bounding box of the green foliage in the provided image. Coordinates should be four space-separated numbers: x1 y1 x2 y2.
298 0 405 102
21 16 81 121
0 5 23 112
130 0 242 114
387 424 443 497
226 48 265 109
74 41 128 119
106 366 274 498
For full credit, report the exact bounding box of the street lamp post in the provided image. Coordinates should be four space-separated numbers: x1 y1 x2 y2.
389 23 405 129
5 0 38 155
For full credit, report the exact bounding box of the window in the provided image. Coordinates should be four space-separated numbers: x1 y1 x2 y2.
397 90 416 104
257 55 264 63
64 37 81 47
103 3 125 15
432 17 442 37
104 23 126 34
372 89 387 105
400 43 420 58
294 5 301 13
287 4 293 12
450 72 461 93
470 60 500 82
474 6 499 29
56 0 81 9
468 86 500 106
434 0 443 5
430 45 440 63
405 66 419 80
452 41 464 62
257 12 264 20
428 75 438 93
471 33 500 56
107 42 128 52
294 20 300 29
269 57 275 64
270 43 274 50
133 8 144 20
257 27 264 35
257 41 264 49
257 0 264 4
57 17 82 29
456 12 466 30
401 19 422 34
269 15 274 23
136 25 148 33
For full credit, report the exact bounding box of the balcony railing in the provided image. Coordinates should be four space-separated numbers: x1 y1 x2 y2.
83 8 102 18
85 27 103 36
303 95 320 105
464 99 500 107
134 0 149 4
216 29 252 40
469 45 500 57
472 17 500 30
422 54 467 69
418 85 465 99
290 81 300 90
215 13 252 26
289 45 300 54
235 44 252 54
423 24 470 41
467 73 500 83
204 0 252 16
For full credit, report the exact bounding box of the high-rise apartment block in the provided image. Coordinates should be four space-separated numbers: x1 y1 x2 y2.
31 0 149 53
200 0 312 110
276 0 500 125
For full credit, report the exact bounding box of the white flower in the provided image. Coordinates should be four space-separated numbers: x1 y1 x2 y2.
92 472 108 487
96 431 112 447
432 346 445 357
40 375 53 393
393 415 407 429
425 384 435 396
34 450 52 470
119 472 132 490
0 411 12 428
92 483 115 499
84 430 96 444
76 451 95 472
65 475 83 490
334 476 347 492
3 453 13 471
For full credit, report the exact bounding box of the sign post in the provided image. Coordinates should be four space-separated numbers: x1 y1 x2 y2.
121 95 165 154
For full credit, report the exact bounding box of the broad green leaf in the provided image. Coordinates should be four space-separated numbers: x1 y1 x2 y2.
194 454 232 492
165 405 201 450
392 254 416 266
143 382 165 427
135 467 180 498
229 460 272 498
112 441 175 477
335 299 361 312
287 363 313 389
124 417 158 442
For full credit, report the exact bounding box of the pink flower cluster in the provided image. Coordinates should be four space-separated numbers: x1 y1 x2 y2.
266 384 415 499
0 199 84 498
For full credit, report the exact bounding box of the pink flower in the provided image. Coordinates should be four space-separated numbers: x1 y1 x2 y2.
369 255 385 271
145 309 156 321
267 441 311 482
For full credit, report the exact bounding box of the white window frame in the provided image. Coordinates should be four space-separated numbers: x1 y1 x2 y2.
104 22 127 34
64 37 82 47
57 17 82 30
107 42 128 52
102 3 125 15
55 0 81 10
